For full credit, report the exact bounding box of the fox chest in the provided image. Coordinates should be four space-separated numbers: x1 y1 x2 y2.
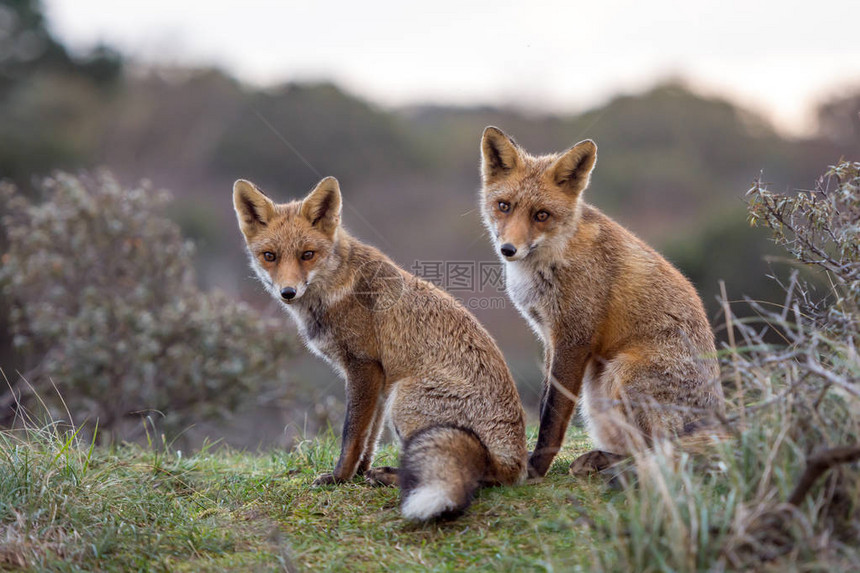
286 306 344 372
504 262 554 344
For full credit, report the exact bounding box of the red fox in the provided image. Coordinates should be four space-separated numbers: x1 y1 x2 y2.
233 176 527 519
479 127 725 477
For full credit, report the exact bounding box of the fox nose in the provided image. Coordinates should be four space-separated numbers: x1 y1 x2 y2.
280 286 297 300
500 243 517 257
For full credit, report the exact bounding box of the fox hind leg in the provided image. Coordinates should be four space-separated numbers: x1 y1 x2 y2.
569 449 626 475
365 466 399 487
580 352 673 456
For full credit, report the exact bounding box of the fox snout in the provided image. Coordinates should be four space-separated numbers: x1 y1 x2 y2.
499 243 517 258
276 281 306 303
280 286 297 300
497 239 532 261
491 213 535 261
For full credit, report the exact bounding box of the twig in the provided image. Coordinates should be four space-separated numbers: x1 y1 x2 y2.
805 354 860 398
788 445 860 506
720 281 745 423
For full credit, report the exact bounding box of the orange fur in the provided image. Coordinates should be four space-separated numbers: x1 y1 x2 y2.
479 127 725 477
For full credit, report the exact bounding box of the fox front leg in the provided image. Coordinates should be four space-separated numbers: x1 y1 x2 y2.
360 396 399 487
528 345 590 477
355 400 386 476
312 360 385 486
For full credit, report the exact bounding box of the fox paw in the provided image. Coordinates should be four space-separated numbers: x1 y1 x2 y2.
527 451 552 478
311 472 344 487
569 450 626 476
364 466 399 487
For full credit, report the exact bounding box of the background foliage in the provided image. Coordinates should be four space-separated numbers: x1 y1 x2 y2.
0 172 299 441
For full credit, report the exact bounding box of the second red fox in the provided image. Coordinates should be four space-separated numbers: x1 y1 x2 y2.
479 126 725 477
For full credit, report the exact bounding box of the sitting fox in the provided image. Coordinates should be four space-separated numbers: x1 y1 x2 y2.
479 127 725 477
233 176 527 519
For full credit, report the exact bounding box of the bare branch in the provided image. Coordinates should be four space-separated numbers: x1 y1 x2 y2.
788 445 860 506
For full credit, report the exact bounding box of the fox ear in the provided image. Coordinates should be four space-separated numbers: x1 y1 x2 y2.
301 176 342 234
233 179 276 239
481 126 522 184
549 139 597 197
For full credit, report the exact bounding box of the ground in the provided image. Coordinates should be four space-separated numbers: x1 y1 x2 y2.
1 426 611 572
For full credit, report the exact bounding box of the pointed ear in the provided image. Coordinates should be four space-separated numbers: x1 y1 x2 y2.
233 179 276 239
549 139 597 196
481 126 522 184
301 176 342 234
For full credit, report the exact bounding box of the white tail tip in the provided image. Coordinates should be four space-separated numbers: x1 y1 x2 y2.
401 483 456 521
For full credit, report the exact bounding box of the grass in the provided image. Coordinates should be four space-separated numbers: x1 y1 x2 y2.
0 424 609 572
2 408 858 572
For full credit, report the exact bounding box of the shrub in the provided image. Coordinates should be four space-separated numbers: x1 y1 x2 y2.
747 160 859 335
590 161 860 570
0 171 296 439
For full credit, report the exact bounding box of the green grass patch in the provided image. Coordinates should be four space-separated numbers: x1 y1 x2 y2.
3 416 857 571
0 425 607 572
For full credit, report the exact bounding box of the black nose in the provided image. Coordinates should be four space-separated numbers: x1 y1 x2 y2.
500 243 517 257
280 287 297 300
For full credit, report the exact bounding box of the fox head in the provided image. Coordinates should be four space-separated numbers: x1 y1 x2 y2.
233 176 342 303
479 126 597 261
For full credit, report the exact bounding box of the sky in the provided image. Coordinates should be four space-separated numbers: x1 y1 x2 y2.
45 0 860 135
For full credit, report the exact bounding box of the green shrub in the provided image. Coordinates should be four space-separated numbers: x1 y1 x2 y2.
0 171 296 439
748 160 859 335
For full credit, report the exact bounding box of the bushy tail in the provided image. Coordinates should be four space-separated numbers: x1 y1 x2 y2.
399 425 490 521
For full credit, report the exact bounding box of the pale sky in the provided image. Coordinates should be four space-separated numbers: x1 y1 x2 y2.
46 0 860 135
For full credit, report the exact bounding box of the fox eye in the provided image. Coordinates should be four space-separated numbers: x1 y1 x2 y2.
498 201 511 213
262 251 276 262
534 210 550 222
301 250 315 261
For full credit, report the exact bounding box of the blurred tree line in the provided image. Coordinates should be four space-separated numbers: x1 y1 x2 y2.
0 0 121 181
1 0 858 441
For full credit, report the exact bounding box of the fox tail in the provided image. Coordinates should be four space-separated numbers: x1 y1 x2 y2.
399 425 490 521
